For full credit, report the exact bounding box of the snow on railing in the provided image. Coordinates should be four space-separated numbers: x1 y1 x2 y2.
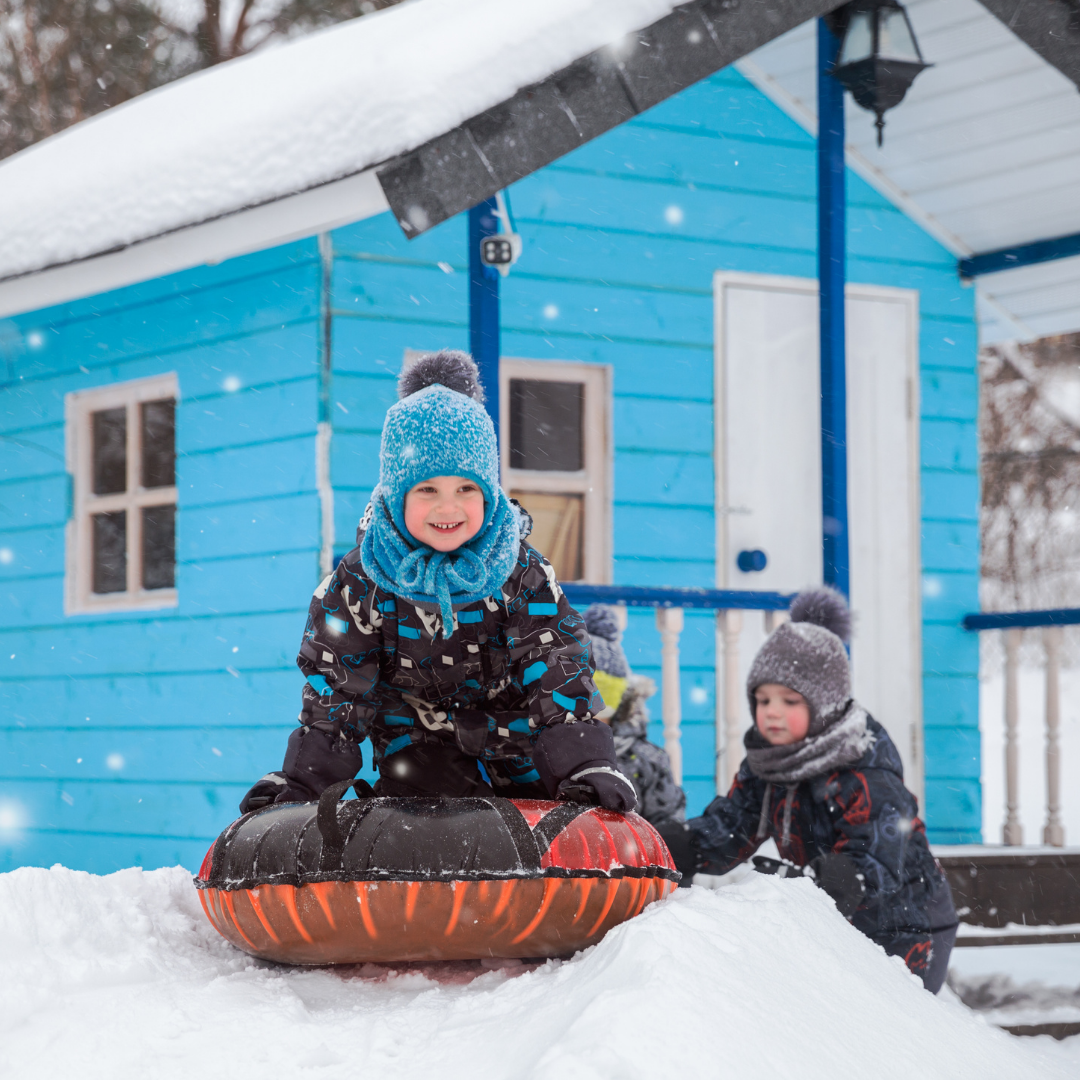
561 584 793 791
963 608 1078 847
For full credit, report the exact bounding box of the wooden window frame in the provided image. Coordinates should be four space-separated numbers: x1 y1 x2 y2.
499 358 612 584
65 372 180 614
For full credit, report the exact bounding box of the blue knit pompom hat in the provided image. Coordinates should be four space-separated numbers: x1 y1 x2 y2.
359 350 521 636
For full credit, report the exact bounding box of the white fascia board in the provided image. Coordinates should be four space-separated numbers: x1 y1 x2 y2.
0 169 388 321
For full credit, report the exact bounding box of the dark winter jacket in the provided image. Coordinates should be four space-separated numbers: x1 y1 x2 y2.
284 533 608 797
688 716 956 973
611 676 686 828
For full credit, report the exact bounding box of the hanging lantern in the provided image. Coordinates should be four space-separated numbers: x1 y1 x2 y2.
829 0 930 146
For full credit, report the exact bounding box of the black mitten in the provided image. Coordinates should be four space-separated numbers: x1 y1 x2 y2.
239 772 289 814
279 722 362 802
655 822 698 887
809 852 865 918
753 852 865 918
534 721 637 812
752 855 806 879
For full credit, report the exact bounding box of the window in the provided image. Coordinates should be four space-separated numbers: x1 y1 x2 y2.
66 373 179 613
500 359 611 583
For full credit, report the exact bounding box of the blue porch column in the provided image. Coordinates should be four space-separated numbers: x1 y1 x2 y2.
468 199 501 440
817 18 850 597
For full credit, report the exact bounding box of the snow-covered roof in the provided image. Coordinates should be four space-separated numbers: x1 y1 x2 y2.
739 0 1080 342
0 0 1077 343
0 0 683 311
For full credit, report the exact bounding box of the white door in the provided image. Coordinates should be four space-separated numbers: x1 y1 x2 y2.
714 272 923 801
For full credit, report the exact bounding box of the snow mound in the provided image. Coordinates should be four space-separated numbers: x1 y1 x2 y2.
0 864 1071 1079
0 0 682 282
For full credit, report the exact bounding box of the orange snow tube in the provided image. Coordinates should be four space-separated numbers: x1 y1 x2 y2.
194 789 679 965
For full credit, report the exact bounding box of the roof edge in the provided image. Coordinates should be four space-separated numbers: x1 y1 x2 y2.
0 170 388 320
376 0 847 238
976 0 1080 88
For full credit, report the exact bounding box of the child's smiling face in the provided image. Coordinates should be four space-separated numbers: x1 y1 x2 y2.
754 683 810 745
403 476 485 551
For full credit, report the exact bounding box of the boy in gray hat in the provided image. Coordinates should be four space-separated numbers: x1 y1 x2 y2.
658 587 957 993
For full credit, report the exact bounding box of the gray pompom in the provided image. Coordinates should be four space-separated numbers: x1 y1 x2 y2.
398 350 484 403
789 586 851 643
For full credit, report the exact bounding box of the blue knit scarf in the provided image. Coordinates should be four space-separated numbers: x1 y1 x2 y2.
360 485 521 638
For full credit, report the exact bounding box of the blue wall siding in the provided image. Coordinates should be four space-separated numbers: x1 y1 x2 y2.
0 242 327 872
0 65 981 871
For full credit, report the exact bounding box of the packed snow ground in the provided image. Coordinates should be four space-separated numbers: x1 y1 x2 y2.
2 864 1076 1080
949 942 1080 1029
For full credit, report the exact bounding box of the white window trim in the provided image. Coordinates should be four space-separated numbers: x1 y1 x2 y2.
499 358 612 584
65 372 180 615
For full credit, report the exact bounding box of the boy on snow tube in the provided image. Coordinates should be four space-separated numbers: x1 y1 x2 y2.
239 351 636 816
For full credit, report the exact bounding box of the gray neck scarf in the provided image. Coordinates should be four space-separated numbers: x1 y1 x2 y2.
744 702 874 785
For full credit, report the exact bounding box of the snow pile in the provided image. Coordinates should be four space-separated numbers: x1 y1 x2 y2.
0 0 681 282
1 864 1074 1079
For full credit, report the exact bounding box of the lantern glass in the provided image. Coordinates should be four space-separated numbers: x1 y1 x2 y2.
878 7 921 62
838 10 874 64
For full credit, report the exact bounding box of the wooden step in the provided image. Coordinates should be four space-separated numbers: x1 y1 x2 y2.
934 847 1080 928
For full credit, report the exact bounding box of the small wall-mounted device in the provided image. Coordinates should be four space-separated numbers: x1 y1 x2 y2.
479 190 522 277
737 549 768 573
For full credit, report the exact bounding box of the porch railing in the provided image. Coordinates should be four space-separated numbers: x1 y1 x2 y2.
963 608 1080 848
562 584 793 791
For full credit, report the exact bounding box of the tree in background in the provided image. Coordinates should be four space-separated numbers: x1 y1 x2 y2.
0 0 401 160
981 333 1080 620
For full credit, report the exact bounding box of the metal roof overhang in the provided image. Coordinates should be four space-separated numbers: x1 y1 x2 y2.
735 0 1080 341
374 0 845 236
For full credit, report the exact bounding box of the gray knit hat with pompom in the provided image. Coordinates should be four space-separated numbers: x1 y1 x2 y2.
745 586 852 736
583 603 630 678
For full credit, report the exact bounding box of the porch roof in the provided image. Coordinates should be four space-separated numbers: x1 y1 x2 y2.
738 0 1080 342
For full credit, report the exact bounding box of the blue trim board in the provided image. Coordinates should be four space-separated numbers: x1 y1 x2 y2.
959 230 1080 278
816 17 850 600
963 607 1080 630
468 198 501 438
561 584 793 611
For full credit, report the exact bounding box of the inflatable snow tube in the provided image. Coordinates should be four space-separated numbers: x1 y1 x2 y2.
194 786 679 965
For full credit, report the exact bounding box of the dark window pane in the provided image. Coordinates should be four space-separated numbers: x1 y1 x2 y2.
142 504 176 590
92 408 127 494
141 399 175 489
509 379 584 472
92 511 127 593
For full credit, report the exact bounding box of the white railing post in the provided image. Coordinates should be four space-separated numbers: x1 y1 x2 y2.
1003 627 1023 846
1043 626 1065 847
656 607 684 785
764 609 789 633
719 609 744 790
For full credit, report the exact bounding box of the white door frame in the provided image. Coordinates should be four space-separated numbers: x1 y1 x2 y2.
713 270 924 803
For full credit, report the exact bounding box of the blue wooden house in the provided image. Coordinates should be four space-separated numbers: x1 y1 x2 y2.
4 0 1076 873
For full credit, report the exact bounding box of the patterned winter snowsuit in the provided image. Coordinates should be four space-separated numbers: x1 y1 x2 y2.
290 530 603 796
689 716 957 984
